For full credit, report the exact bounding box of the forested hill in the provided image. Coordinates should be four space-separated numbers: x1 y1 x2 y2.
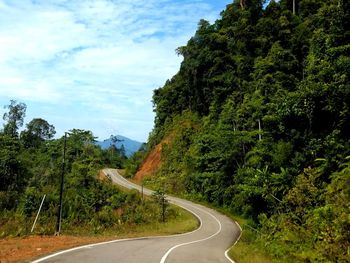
146 0 350 261
97 135 143 157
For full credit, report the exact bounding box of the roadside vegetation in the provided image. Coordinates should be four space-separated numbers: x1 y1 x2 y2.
228 221 274 263
132 0 350 262
0 100 198 242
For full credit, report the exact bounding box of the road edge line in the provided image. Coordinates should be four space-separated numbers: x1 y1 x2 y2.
108 169 243 263
159 203 223 263
224 221 243 263
31 236 150 263
106 168 203 238
31 170 203 262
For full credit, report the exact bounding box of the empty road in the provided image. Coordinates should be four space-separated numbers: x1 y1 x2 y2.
32 169 241 263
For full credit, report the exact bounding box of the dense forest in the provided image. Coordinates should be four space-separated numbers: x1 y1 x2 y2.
146 0 350 261
0 100 169 237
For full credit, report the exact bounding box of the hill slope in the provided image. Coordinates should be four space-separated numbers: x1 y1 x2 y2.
139 0 350 262
97 135 143 157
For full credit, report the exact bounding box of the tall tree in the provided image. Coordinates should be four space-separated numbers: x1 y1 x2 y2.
20 118 56 148
2 100 27 138
0 134 27 198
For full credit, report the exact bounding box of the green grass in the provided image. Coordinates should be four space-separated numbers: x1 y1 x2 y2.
226 216 280 263
1 203 198 240
128 179 278 263
155 194 278 263
118 204 199 237
228 229 277 263
59 203 199 239
94 173 200 239
0 176 199 240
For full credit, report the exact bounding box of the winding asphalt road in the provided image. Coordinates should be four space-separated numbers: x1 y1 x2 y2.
32 169 241 263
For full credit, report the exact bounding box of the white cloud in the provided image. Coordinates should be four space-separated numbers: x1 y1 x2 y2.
0 0 230 141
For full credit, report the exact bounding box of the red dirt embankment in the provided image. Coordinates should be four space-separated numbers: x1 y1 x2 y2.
133 136 171 183
0 235 112 263
0 138 172 262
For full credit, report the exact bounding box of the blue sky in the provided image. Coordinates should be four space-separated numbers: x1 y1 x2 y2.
0 0 232 142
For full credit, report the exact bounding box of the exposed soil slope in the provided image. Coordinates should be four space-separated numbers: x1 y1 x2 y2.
133 137 171 183
0 235 111 263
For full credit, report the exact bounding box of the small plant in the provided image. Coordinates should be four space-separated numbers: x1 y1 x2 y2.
152 189 169 222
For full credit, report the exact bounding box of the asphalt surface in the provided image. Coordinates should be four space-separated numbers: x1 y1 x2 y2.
32 169 241 263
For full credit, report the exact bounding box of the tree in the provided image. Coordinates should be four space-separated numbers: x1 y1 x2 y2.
0 134 28 210
134 0 350 260
152 189 169 222
20 118 56 148
110 135 121 145
67 129 96 158
109 134 122 158
2 100 26 138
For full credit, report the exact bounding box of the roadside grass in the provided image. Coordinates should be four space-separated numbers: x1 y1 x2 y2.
82 169 199 239
0 201 198 263
227 217 278 263
98 171 199 237
113 172 278 263
122 204 198 237
61 204 198 238
149 189 279 263
206 207 280 263
199 205 279 263
116 168 126 176
0 202 194 240
229 239 275 263
1 170 199 262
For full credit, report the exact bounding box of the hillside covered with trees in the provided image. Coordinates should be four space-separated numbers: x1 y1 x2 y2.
145 0 350 261
0 100 175 238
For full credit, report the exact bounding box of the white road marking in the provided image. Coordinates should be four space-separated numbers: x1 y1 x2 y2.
106 169 205 238
109 168 242 263
32 169 242 263
224 221 243 263
31 237 152 263
159 203 223 263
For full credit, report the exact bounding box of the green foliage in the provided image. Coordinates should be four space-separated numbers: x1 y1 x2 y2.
0 101 170 237
125 145 147 177
99 135 128 169
20 118 56 148
258 161 350 262
0 134 28 196
2 100 27 138
148 0 350 261
152 189 169 222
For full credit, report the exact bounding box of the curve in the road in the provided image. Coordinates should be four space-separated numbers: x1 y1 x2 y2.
32 169 241 263
159 203 222 263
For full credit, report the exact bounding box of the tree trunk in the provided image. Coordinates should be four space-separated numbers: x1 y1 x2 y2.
293 0 296 15
240 0 245 10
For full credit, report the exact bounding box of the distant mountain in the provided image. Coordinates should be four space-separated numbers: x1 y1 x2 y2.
96 135 143 157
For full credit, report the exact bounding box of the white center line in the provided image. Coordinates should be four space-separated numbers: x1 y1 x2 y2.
159 203 223 263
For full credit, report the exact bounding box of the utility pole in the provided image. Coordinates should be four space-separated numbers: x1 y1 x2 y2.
258 119 262 141
141 183 144 203
56 132 68 236
161 195 165 223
